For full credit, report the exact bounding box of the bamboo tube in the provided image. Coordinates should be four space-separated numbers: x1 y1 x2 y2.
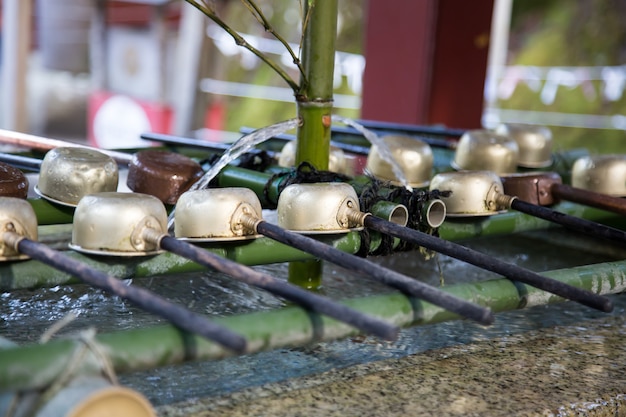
290 0 338 289
29 198 75 225
2 258 626 392
0 231 361 291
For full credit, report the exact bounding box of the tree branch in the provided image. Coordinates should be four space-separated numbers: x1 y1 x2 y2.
185 0 303 94
240 0 307 83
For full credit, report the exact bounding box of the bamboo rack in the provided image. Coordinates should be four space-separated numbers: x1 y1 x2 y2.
2 257 625 391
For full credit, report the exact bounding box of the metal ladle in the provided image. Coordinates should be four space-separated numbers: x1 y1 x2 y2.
0 197 247 353
71 192 399 341
174 185 493 326
281 180 613 313
432 171 626 244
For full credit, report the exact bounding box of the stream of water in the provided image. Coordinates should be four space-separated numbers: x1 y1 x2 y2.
167 118 300 230
332 115 412 190
167 115 414 231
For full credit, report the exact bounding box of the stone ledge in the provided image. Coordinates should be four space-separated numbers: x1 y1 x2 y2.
158 314 626 417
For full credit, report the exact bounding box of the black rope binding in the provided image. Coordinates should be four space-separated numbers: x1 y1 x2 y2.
262 164 449 258
237 150 274 172
357 175 451 257
263 162 352 208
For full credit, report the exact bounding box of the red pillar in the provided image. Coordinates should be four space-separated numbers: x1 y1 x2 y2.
361 0 494 130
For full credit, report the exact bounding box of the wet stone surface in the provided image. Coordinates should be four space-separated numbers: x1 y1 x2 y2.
158 313 626 417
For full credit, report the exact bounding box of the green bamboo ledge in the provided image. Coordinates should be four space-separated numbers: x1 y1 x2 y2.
0 232 361 291
2 258 625 391
3 201 624 291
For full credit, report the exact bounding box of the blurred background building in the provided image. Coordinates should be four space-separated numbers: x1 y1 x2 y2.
0 0 624 152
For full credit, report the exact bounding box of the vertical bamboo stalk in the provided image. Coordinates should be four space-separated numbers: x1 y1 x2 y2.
290 0 339 289
296 0 337 169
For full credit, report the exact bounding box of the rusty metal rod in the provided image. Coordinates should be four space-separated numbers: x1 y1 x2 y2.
509 198 626 245
362 215 613 313
330 125 458 149
8 234 248 353
354 119 466 138
0 129 133 165
144 130 372 157
0 152 42 171
141 132 233 152
239 127 373 155
141 132 279 159
551 183 626 216
154 233 399 341
249 219 495 326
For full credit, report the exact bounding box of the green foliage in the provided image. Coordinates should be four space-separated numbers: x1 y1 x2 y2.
501 0 626 153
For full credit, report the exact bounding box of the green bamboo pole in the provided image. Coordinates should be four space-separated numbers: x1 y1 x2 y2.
288 0 339 289
215 165 626 236
287 258 324 290
296 0 336 169
216 166 281 206
2 258 626 391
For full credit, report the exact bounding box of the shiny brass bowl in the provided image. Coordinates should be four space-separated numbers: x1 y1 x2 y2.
0 162 29 199
174 188 263 242
278 140 348 175
452 130 519 174
571 154 626 197
277 182 363 234
365 135 433 187
35 147 119 207
70 192 167 256
430 171 507 217
126 150 204 204
495 123 553 168
0 197 37 261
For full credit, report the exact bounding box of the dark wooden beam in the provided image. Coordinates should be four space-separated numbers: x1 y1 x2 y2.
361 0 494 129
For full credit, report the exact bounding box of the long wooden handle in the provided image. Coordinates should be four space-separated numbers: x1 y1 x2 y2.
0 129 132 165
254 220 495 326
364 215 612 313
553 183 626 216
10 234 247 353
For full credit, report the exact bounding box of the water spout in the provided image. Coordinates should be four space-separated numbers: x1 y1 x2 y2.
332 115 412 191
167 118 300 231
